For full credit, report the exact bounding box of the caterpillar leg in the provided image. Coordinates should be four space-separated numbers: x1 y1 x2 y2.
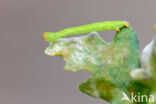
116 28 120 32
115 21 130 32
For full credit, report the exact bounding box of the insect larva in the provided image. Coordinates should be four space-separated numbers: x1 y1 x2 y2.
43 21 129 43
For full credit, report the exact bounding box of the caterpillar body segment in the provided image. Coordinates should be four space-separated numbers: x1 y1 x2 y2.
43 21 129 43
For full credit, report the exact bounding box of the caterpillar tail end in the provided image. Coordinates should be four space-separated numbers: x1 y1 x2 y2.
125 21 130 27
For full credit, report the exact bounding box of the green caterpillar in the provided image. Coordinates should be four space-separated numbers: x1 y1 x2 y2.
43 21 129 43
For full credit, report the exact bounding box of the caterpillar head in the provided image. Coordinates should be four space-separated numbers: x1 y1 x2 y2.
42 32 59 43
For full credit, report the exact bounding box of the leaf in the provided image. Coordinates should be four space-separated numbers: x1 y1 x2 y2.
45 27 151 104
131 33 156 89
